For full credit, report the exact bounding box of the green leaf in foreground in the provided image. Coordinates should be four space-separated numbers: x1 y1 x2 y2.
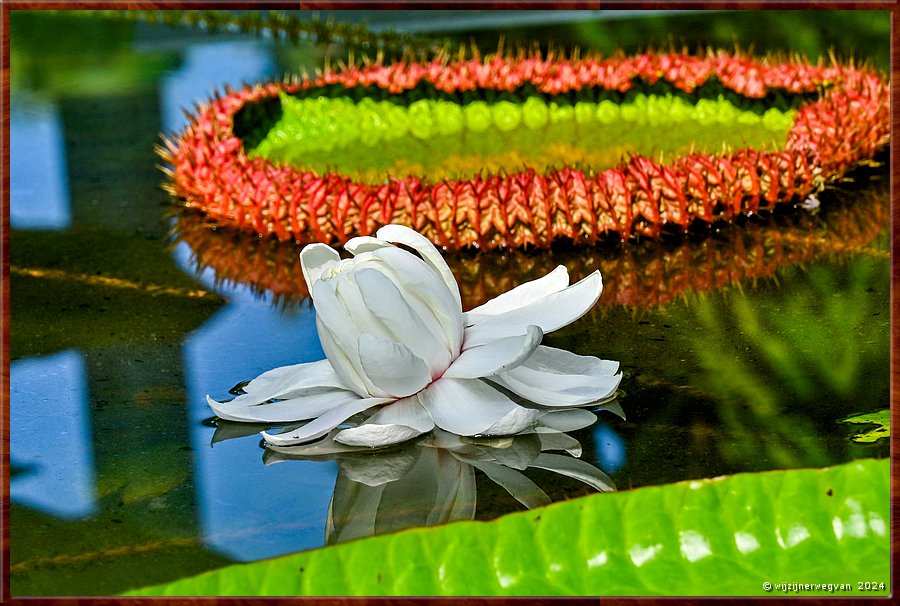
838 409 890 443
124 458 888 597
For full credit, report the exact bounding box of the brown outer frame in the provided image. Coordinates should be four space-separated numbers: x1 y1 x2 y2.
0 3 897 606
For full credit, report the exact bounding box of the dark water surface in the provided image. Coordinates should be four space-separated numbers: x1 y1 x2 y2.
8 12 889 595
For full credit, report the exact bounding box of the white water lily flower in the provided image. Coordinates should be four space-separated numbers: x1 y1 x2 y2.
207 224 622 447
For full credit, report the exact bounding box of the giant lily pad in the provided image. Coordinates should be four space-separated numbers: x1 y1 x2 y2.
124 457 889 597
164 52 888 249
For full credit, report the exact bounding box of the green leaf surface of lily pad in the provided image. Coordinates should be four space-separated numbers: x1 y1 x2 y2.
838 409 890 443
124 458 889 597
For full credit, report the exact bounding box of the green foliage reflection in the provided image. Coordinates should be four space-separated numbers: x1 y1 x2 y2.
674 252 888 469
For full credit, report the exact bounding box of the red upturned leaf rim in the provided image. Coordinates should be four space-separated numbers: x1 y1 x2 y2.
161 50 889 251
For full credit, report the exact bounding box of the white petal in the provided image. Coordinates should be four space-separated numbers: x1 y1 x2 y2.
358 334 432 398
372 247 464 356
355 268 452 377
460 321 529 350
537 432 583 457
444 326 542 379
228 359 347 406
494 345 621 407
375 224 461 309
300 243 341 292
464 459 551 509
312 281 373 397
364 394 435 430
335 395 435 447
525 345 620 377
536 409 598 432
597 399 626 420
207 388 362 423
344 235 390 256
419 378 540 436
265 429 364 457
261 396 392 446
335 423 424 449
530 453 615 493
462 271 603 348
466 265 569 322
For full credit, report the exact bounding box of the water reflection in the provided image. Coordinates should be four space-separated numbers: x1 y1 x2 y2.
259 425 615 546
10 350 96 518
159 39 275 134
157 34 339 563
671 254 889 470
181 294 335 562
10 94 71 230
170 176 888 311
203 398 623 551
592 422 626 474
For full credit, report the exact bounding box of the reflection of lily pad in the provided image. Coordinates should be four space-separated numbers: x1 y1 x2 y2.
838 409 890 443
172 178 890 312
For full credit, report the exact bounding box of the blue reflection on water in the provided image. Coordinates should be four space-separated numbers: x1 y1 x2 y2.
160 39 275 134
10 94 71 230
158 38 336 560
10 350 97 519
161 41 339 562
593 422 626 474
182 299 337 561
174 234 337 560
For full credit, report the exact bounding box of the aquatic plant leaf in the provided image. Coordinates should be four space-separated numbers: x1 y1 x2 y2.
123 458 889 597
166 53 889 249
838 409 890 443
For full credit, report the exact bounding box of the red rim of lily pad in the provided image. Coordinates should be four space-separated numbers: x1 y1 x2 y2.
162 51 889 251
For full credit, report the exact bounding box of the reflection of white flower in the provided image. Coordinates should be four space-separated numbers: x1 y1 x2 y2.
263 410 617 545
208 225 621 447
